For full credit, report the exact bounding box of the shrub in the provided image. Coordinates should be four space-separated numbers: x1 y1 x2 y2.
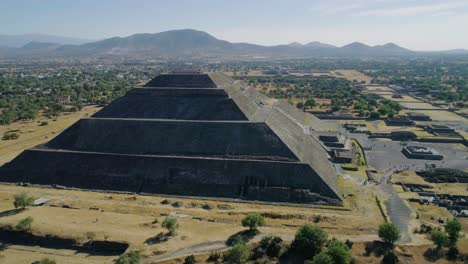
207 251 221 263
378 223 401 245
446 247 458 260
202 203 214 210
292 225 328 259
370 111 381 119
310 252 333 264
162 216 179 235
184 255 196 264
256 236 283 258
39 121 49 126
345 239 354 249
35 258 56 264
241 213 265 231
327 240 352 264
15 216 33 231
381 251 399 264
160 199 170 204
2 132 19 140
13 192 35 209
223 241 249 264
445 219 461 246
429 230 448 250
265 236 283 258
114 251 141 264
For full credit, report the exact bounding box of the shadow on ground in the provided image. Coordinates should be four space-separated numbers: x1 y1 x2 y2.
0 208 24 218
226 230 258 246
145 232 171 245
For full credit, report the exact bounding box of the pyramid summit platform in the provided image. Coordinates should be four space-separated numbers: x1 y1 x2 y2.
0 73 342 205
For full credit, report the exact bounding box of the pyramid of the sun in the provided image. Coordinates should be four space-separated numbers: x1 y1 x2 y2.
0 73 341 205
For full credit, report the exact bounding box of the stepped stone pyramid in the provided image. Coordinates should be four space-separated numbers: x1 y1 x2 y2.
0 73 341 205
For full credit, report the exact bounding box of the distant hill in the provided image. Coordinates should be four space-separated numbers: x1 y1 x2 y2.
0 34 93 48
1 29 466 59
305 41 337 49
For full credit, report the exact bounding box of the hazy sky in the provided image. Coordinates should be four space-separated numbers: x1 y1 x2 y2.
1 0 468 50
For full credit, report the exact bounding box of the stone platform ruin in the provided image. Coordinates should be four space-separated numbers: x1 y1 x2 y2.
0 73 342 205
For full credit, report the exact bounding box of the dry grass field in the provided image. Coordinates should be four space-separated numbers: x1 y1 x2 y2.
391 171 468 222
0 106 101 166
399 102 443 110
332 70 373 84
380 95 422 103
401 110 467 122
223 70 265 77
362 85 394 93
0 181 385 264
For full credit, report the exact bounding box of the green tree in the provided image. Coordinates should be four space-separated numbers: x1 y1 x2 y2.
15 216 33 232
310 252 333 264
445 219 461 246
292 225 328 259
378 223 401 245
13 192 35 209
241 213 265 231
162 216 179 236
114 251 141 264
369 111 381 119
258 236 283 258
223 241 249 264
430 230 448 251
327 240 352 264
304 99 317 108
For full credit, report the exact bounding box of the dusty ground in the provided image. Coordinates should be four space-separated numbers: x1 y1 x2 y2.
223 70 266 77
0 106 101 166
391 171 468 229
362 85 394 93
0 176 386 264
332 70 373 84
399 102 443 110
401 110 467 122
380 94 422 103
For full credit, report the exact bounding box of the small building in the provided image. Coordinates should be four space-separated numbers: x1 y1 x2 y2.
402 146 443 160
407 112 432 121
385 117 415 127
319 132 346 148
424 125 457 136
343 123 368 134
332 149 353 163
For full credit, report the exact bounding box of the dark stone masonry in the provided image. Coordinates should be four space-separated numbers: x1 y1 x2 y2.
0 73 342 205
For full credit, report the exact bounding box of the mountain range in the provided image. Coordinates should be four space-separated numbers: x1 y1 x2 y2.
1 29 467 59
0 33 93 48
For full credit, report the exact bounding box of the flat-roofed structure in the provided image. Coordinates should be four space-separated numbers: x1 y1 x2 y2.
0 73 341 205
385 117 415 126
407 112 432 121
402 146 443 160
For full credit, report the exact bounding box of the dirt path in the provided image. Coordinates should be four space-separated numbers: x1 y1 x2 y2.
379 171 414 244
